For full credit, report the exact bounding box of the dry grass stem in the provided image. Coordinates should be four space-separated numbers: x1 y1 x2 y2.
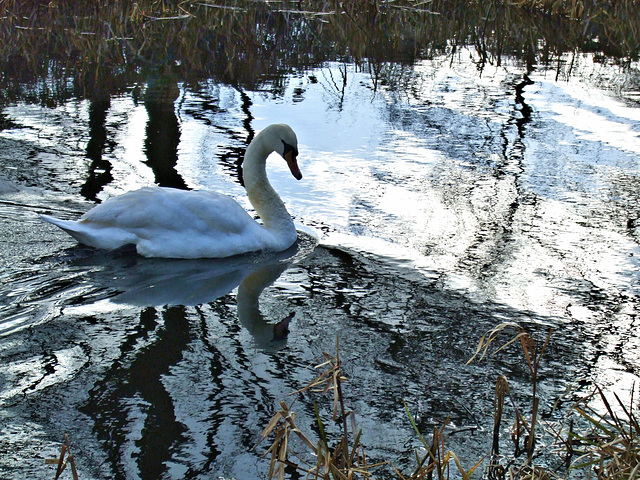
257 339 381 479
1 0 638 101
44 434 79 480
570 385 640 480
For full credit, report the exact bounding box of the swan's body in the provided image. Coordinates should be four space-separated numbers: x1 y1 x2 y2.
42 124 302 258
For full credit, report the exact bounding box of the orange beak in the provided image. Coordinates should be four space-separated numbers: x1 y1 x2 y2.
284 150 302 180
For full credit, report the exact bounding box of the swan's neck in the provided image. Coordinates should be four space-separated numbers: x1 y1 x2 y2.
242 139 296 239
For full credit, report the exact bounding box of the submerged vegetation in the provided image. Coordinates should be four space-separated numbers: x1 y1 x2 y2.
0 0 639 102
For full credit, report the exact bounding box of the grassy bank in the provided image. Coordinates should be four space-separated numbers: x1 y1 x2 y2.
1 0 638 100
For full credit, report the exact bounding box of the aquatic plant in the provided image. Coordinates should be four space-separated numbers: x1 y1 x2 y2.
256 341 384 479
41 328 640 479
258 327 640 479
468 322 553 462
569 385 640 480
400 402 485 480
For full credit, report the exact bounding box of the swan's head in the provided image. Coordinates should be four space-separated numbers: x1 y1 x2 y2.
272 124 302 181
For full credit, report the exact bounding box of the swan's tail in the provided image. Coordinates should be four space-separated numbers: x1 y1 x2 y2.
40 214 90 244
41 214 78 233
41 214 138 251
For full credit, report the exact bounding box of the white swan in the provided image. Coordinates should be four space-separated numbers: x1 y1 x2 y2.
41 123 302 258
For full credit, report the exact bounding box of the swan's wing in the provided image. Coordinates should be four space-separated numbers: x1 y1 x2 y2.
43 187 282 257
80 187 256 235
129 189 274 257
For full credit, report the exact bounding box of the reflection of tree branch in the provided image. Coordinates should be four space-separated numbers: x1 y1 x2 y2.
339 3 372 43
234 86 254 186
321 63 348 110
475 0 495 74
514 74 534 138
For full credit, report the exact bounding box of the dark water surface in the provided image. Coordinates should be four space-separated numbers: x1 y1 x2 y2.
1 53 640 479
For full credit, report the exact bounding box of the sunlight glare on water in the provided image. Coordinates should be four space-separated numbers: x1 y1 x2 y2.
78 59 639 322
106 97 156 197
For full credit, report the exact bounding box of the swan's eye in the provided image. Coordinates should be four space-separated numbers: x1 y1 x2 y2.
281 140 298 158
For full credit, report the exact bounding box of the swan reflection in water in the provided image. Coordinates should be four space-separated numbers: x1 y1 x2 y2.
71 231 317 349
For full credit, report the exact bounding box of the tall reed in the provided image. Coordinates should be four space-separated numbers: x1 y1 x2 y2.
1 0 637 102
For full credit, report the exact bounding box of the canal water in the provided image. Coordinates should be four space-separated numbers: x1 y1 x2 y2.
1 50 639 478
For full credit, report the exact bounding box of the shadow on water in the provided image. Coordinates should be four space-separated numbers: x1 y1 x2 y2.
0 171 603 478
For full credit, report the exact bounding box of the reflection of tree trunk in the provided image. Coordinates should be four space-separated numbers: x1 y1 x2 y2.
81 306 192 480
133 306 190 480
144 76 188 189
238 88 254 185
514 74 535 137
81 95 113 201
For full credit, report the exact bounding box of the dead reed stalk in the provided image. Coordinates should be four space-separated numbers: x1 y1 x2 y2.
45 434 79 480
256 340 385 479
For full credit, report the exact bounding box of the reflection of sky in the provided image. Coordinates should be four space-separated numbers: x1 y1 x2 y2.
3 60 638 315
531 79 640 156
105 96 155 197
2 57 639 314
215 61 640 399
